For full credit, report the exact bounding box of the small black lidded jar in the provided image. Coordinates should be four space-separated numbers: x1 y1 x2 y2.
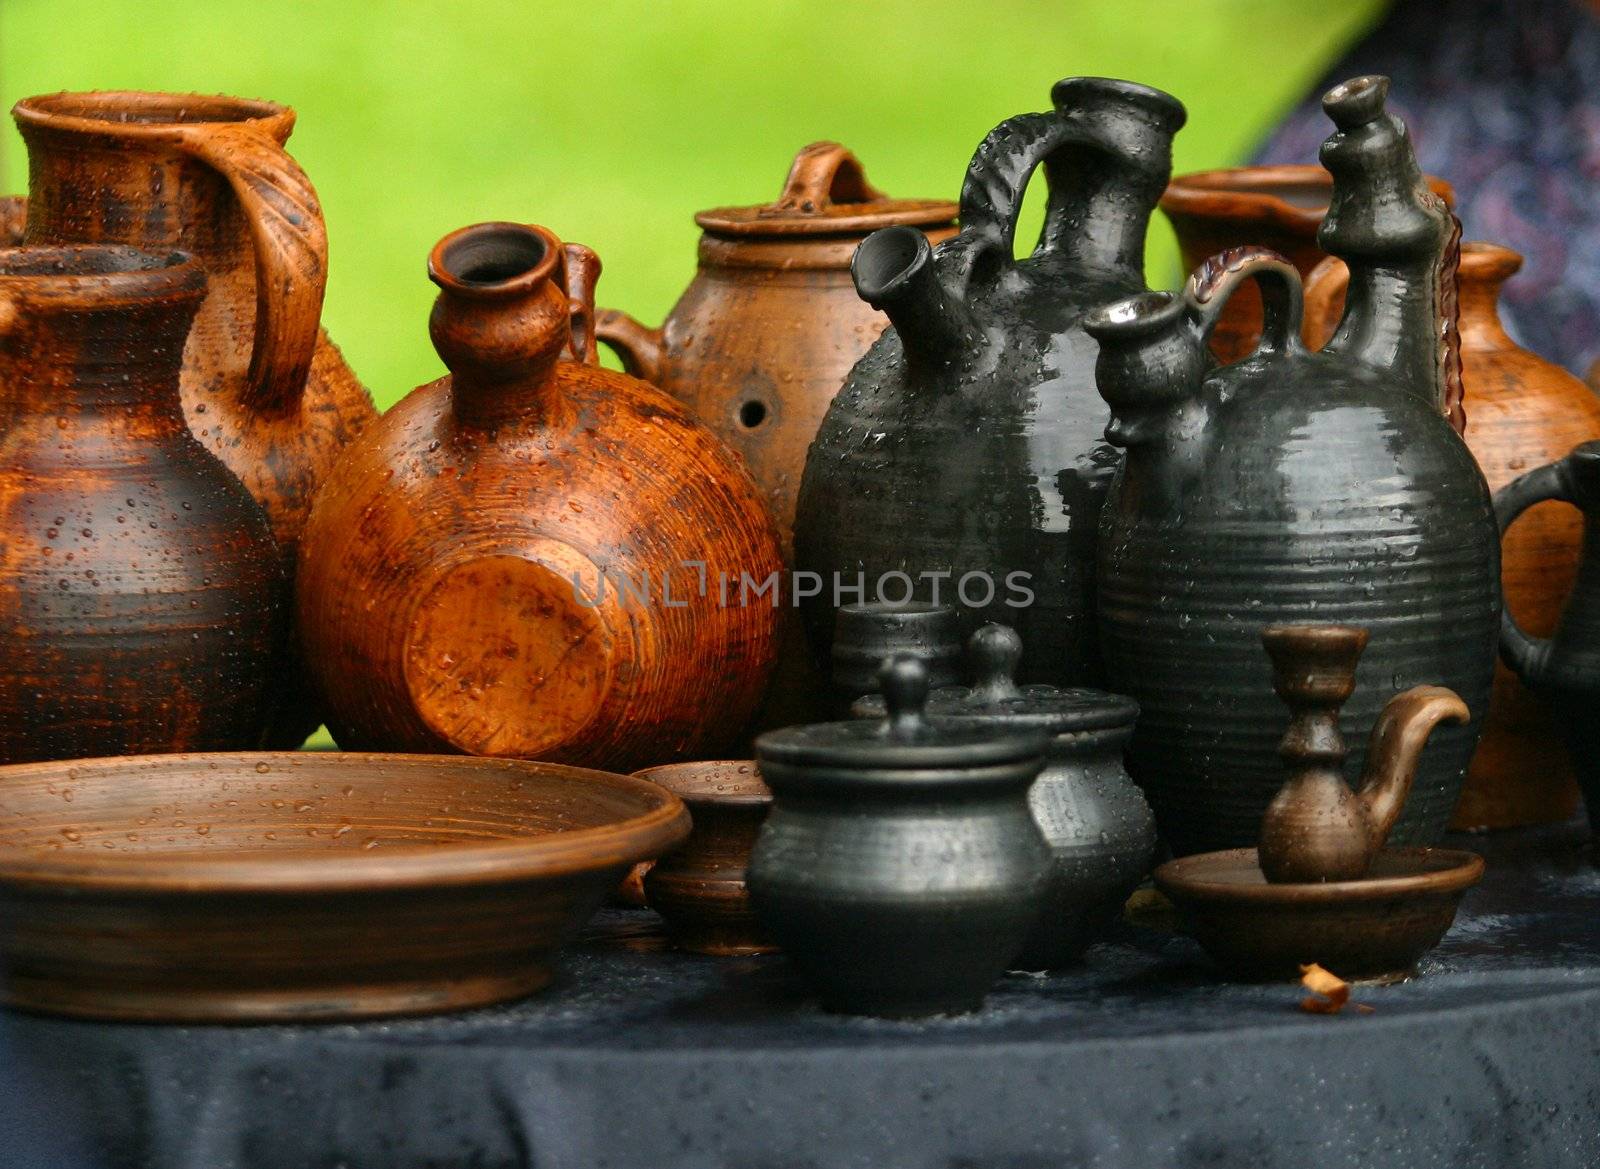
750 653 1051 1018
829 601 963 713
859 624 1154 969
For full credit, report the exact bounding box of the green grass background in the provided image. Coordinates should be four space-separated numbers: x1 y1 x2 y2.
0 0 1383 408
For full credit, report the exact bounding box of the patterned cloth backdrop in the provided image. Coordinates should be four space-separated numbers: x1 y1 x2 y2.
1255 0 1600 378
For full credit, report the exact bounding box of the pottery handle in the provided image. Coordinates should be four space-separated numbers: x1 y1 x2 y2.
594 310 664 382
1357 684 1470 852
1494 456 1582 683
1184 247 1307 361
171 121 327 415
774 142 884 211
561 243 602 367
948 111 1075 292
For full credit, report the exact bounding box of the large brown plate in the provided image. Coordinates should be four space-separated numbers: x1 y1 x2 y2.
0 752 689 1022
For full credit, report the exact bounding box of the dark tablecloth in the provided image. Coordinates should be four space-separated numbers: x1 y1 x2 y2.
2 823 1598 1169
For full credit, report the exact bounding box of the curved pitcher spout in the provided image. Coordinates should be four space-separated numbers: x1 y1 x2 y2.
851 225 980 372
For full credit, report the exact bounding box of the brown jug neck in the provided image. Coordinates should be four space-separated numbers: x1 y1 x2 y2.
427 222 579 433
1456 242 1521 352
13 92 292 264
0 245 202 423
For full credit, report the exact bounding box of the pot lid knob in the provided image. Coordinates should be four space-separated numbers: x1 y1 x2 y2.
880 653 931 740
967 624 1026 705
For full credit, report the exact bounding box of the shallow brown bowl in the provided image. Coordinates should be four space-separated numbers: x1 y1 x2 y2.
633 760 776 955
0 752 689 1022
1154 846 1484 982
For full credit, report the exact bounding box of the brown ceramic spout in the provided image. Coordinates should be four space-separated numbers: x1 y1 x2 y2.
1258 624 1469 883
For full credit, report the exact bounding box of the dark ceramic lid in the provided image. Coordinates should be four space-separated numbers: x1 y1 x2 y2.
757 654 1049 771
853 625 1138 734
696 141 957 238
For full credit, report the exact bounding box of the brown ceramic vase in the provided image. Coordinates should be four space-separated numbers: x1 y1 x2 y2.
0 752 689 1021
10 90 378 746
0 245 283 762
1304 242 1600 827
633 760 776 955
297 222 783 772
1160 164 1454 363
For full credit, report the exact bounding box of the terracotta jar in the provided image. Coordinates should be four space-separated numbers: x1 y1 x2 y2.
1160 163 1453 363
596 142 956 561
1085 77 1498 856
1304 242 1600 828
1496 442 1600 840
11 91 378 745
296 222 783 772
0 245 283 762
794 78 1187 689
750 655 1051 1017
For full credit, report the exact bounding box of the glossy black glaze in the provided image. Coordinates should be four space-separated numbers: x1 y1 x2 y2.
1084 77 1498 856
855 624 1154 969
793 78 1186 688
829 600 962 712
750 655 1050 1017
1496 441 1600 837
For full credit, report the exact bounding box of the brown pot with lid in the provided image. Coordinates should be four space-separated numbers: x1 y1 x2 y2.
1160 164 1454 364
1303 241 1600 827
10 90 379 746
595 141 957 557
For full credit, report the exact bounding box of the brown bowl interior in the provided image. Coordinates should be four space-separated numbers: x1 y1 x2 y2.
633 760 771 805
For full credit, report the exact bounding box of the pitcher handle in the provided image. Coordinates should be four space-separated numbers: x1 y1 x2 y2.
949 111 1074 291
561 243 602 367
594 310 664 381
1184 246 1307 360
172 121 327 415
1494 459 1577 683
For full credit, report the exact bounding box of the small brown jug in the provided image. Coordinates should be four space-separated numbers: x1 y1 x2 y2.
10 91 379 746
0 245 284 761
296 223 783 771
595 142 956 560
1303 243 1600 828
1258 625 1469 883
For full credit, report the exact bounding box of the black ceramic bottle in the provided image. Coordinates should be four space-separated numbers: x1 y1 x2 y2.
793 78 1186 689
750 655 1051 1017
1495 441 1600 838
855 624 1154 969
1083 76 1498 856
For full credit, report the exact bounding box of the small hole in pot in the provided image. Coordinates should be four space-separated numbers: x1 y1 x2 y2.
440 226 547 286
739 400 767 428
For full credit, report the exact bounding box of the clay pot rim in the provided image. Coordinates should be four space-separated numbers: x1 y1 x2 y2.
0 752 690 894
0 244 205 305
1160 164 1455 230
12 90 295 142
633 760 772 806
696 198 957 239
1154 846 1484 905
1459 240 1523 281
428 221 562 302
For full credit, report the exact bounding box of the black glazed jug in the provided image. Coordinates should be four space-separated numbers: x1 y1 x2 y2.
1495 441 1600 838
793 78 1186 688
1083 77 1498 857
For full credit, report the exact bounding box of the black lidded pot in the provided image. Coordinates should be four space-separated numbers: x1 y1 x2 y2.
750 653 1051 1017
858 624 1154 969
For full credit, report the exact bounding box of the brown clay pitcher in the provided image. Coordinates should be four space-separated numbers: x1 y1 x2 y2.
296 222 783 772
0 245 284 762
10 91 378 746
1304 242 1600 828
1160 164 1453 364
595 142 956 560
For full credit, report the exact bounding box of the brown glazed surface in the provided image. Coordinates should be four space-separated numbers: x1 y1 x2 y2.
297 223 782 772
634 760 775 955
0 246 283 762
1304 243 1600 827
1155 846 1483 981
0 751 688 1021
11 91 379 746
0 197 24 246
1160 164 1454 362
598 145 956 734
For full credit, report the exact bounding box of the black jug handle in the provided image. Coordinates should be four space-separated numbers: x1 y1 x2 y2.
1493 446 1600 682
1183 246 1307 360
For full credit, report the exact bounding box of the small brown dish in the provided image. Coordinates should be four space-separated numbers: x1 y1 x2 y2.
1155 846 1484 982
633 761 776 956
0 752 689 1022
